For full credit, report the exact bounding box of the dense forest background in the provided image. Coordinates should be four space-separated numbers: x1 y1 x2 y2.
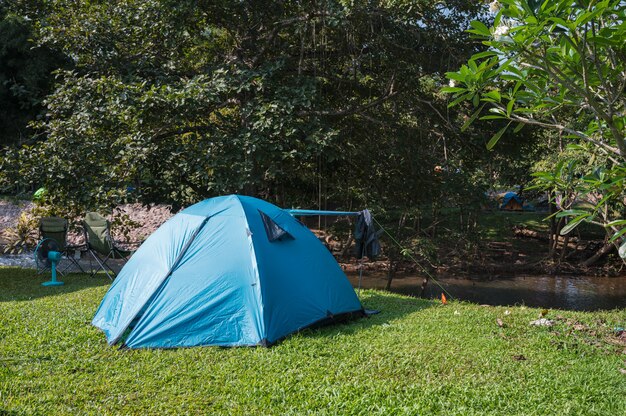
1 0 623 270
0 1 543 208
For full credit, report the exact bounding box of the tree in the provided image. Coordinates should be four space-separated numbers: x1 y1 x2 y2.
0 4 67 147
444 0 626 260
2 0 487 215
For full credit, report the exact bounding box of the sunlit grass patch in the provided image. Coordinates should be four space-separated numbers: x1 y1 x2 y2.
1 267 624 415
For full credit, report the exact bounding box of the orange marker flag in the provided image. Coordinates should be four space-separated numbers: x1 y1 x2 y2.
441 293 447 305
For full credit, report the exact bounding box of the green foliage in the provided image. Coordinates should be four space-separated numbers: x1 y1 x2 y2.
1 268 625 415
110 209 141 242
445 0 626 259
0 6 67 147
1 0 488 216
0 0 546 265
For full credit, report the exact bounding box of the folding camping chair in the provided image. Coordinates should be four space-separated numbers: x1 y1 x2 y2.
83 212 134 280
38 216 86 274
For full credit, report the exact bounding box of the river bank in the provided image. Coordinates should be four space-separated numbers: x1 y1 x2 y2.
347 272 626 311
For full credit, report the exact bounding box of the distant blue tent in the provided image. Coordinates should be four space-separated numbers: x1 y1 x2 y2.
500 192 524 211
92 195 363 348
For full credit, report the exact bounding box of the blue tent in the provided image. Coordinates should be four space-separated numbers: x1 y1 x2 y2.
92 195 363 348
500 192 524 211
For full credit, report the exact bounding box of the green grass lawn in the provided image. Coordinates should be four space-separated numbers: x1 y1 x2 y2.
473 210 606 242
477 211 549 240
1 267 625 415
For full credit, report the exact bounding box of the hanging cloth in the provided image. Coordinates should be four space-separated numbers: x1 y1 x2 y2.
354 209 382 259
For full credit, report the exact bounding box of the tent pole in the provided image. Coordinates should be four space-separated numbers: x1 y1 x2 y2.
357 243 366 298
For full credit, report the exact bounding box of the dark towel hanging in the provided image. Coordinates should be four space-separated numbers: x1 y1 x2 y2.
353 209 382 259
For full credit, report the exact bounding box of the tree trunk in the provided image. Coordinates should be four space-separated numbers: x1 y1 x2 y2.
559 234 570 262
548 192 557 257
385 259 397 291
340 232 354 259
385 213 407 290
418 276 429 298
551 217 566 259
582 238 615 267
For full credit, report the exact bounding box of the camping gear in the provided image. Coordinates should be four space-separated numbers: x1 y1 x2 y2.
286 209 382 259
34 238 64 286
83 212 133 280
92 195 364 349
39 217 85 274
354 209 382 259
286 209 360 216
500 192 524 211
287 208 382 297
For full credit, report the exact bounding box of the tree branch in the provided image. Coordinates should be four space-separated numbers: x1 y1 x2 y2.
508 113 621 158
299 76 397 117
150 125 213 143
250 11 333 68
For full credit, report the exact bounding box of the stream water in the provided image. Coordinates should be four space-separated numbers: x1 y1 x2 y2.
347 272 626 311
2 253 625 311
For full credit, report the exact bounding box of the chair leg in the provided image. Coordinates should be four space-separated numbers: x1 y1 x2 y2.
88 250 114 281
102 250 117 274
88 251 94 275
113 248 130 264
58 256 85 275
102 251 119 276
71 256 86 273
62 248 86 274
58 254 73 275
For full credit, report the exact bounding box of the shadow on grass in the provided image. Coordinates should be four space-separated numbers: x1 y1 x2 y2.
298 290 436 341
0 266 110 302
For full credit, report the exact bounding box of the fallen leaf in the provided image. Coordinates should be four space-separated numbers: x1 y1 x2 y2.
504 310 511 316
496 318 505 328
512 354 526 361
620 368 626 375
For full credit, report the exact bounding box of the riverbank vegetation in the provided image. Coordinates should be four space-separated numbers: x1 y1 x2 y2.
1 268 624 415
0 1 624 269
445 0 626 265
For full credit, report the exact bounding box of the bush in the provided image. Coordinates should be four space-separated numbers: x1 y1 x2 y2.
2 212 38 254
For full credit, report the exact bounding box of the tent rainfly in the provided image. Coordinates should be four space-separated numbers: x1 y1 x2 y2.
500 192 524 211
92 195 364 348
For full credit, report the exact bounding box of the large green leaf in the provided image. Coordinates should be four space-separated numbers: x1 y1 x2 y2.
486 122 511 150
609 227 626 243
556 209 587 218
619 240 626 259
440 87 466 93
461 104 485 132
559 214 590 236
468 20 491 37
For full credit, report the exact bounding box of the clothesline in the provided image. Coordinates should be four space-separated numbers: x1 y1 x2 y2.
286 209 361 217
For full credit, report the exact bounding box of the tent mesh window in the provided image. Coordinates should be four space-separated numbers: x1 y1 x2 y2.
259 211 294 242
